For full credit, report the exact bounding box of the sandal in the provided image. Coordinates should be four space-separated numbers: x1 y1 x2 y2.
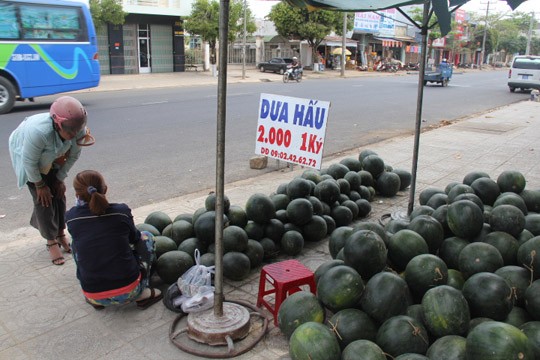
85 298 105 311
56 234 72 253
135 288 163 310
46 243 65 266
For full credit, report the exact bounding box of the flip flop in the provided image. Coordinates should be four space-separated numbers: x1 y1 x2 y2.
136 288 163 310
85 298 105 311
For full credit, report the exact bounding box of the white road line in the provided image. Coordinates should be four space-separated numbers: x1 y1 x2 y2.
141 101 169 105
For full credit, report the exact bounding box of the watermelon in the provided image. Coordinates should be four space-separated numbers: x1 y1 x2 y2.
404 254 448 300
387 229 429 272
317 265 364 313
525 280 540 320
204 192 230 212
144 211 172 233
328 309 378 349
407 215 444 254
446 200 484 240
289 322 341 360
497 170 526 194
376 315 429 358
287 177 313 199
277 291 325 339
162 220 194 246
490 204 526 238
517 236 540 280
360 271 412 324
495 265 531 307
342 340 386 360
520 321 540 359
343 230 387 279
280 230 304 256
458 242 504 279
245 193 276 224
155 250 194 284
462 272 513 321
426 335 466 360
222 251 251 281
465 320 534 360
421 285 470 337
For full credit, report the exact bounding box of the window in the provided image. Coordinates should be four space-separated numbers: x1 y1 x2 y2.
513 57 540 70
0 2 86 41
0 3 19 39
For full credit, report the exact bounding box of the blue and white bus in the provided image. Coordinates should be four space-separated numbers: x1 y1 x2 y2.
0 0 100 114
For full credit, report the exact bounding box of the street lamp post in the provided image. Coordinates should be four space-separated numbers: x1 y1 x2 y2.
242 0 247 79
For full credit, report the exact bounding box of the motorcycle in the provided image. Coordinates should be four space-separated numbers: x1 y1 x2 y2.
405 62 420 71
283 65 302 83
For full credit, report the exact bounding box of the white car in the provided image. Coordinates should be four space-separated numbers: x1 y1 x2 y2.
508 55 540 92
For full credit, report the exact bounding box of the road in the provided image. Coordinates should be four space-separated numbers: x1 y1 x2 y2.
0 70 531 233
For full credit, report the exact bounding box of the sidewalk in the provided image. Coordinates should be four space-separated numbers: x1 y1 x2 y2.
83 64 430 93
1 68 538 359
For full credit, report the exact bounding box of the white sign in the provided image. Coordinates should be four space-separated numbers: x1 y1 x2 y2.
255 93 330 170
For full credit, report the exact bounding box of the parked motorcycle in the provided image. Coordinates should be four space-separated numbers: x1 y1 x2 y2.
405 62 420 71
283 66 302 83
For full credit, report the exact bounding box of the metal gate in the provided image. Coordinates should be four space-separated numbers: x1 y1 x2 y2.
96 24 110 74
150 24 174 73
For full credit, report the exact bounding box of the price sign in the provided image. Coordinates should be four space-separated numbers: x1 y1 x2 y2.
255 93 330 170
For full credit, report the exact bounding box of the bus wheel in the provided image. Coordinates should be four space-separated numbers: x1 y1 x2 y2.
0 77 16 114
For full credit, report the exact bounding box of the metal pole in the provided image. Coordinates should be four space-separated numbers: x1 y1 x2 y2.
407 0 430 216
479 1 490 70
341 12 347 77
214 0 230 317
525 11 534 55
242 0 247 79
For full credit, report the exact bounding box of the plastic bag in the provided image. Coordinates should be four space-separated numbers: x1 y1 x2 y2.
177 249 215 297
173 288 214 313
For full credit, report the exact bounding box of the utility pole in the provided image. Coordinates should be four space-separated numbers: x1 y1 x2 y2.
525 11 534 55
341 12 347 78
242 0 247 79
479 1 490 70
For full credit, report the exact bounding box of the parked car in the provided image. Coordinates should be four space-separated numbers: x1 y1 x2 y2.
257 58 293 74
508 55 540 93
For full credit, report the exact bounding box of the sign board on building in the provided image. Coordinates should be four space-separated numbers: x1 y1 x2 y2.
354 9 396 36
254 93 330 170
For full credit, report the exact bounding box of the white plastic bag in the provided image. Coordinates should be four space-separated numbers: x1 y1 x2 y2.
175 249 215 312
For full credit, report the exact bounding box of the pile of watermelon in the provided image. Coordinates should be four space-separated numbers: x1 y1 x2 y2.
138 149 410 284
279 168 540 360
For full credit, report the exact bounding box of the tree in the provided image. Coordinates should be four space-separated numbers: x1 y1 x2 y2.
183 0 257 66
267 2 353 64
89 0 126 27
408 7 442 58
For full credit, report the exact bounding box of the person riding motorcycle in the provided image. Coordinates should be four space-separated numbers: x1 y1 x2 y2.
290 57 301 79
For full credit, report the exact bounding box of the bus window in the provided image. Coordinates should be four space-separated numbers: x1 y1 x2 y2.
20 5 85 41
0 3 20 39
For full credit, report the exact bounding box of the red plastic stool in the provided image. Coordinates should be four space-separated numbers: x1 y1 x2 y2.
256 259 316 326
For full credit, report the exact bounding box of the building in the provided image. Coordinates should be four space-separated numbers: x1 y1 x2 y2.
94 0 190 74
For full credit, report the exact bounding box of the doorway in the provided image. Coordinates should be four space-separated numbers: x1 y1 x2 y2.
138 24 151 73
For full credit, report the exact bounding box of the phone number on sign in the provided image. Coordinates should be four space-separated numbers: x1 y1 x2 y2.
259 147 317 167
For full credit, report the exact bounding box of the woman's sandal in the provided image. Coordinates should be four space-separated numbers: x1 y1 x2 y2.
46 243 65 266
135 288 163 310
56 234 72 253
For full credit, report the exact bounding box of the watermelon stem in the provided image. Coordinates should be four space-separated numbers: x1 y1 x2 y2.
407 319 429 345
327 319 343 340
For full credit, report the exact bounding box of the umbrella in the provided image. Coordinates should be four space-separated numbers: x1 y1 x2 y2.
332 47 351 56
284 0 529 216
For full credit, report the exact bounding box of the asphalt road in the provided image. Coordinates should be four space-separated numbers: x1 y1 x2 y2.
0 70 531 233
